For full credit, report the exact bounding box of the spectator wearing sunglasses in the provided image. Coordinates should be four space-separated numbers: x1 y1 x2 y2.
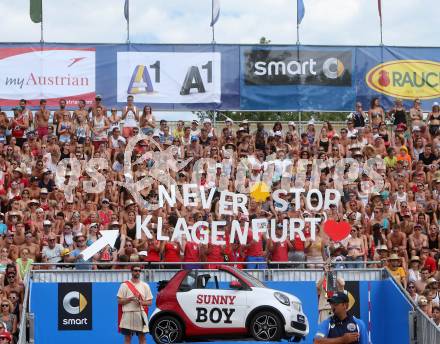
0 300 16 339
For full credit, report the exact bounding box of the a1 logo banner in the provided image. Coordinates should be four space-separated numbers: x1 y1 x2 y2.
116 52 221 104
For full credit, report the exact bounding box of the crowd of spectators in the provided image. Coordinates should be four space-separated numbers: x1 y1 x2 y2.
0 95 439 328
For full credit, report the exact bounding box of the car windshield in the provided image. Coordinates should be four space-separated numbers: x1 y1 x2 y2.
228 267 266 288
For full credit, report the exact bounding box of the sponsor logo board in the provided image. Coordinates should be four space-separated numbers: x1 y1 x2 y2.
244 50 352 86
0 48 96 106
58 283 92 330
117 52 221 103
366 59 440 99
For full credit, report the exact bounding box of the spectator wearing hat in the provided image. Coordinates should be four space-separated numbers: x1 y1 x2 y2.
408 256 422 283
190 119 200 137
0 327 10 342
314 292 368 344
65 233 93 270
418 296 429 315
421 285 438 318
426 277 440 304
387 253 407 288
0 322 13 344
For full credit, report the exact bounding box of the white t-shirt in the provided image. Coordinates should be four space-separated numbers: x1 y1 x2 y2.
42 244 64 263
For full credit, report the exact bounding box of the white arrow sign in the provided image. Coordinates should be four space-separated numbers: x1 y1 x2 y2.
81 230 119 261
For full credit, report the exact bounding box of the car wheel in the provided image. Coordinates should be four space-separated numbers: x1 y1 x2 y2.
151 315 183 344
250 310 283 341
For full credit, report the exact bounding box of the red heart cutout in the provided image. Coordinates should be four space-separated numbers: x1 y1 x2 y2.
323 220 352 242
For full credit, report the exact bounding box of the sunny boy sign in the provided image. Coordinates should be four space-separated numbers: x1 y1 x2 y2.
366 59 440 99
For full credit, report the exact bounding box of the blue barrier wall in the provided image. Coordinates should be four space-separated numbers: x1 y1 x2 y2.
30 278 411 344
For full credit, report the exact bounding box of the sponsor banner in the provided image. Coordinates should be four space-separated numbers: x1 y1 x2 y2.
0 48 96 107
117 52 221 104
58 283 93 331
244 50 352 86
240 46 356 111
2 44 440 111
356 46 440 110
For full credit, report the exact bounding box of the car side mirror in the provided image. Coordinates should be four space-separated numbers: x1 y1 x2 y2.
229 280 242 290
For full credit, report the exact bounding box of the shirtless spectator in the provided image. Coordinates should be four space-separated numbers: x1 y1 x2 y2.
53 99 70 133
34 99 50 139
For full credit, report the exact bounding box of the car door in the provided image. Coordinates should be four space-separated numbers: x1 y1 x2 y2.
176 270 248 329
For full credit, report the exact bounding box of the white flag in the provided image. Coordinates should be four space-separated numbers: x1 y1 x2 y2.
210 0 220 27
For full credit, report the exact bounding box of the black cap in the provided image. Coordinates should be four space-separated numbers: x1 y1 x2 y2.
327 292 349 304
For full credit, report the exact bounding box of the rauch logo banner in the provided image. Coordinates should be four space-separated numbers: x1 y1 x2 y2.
366 59 440 100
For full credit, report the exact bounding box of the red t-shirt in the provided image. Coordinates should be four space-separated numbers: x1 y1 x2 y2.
206 241 223 262
292 234 305 251
163 242 180 262
246 232 264 257
147 240 160 262
271 240 289 262
424 256 437 273
184 242 200 262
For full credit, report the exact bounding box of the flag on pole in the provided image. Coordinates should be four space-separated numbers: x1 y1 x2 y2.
124 0 129 21
297 0 305 25
30 0 42 23
378 0 382 20
210 0 220 27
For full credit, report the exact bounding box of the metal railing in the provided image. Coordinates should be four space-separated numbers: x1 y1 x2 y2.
17 273 31 344
410 310 440 344
383 269 440 344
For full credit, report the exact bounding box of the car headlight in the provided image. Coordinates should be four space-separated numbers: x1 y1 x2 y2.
291 301 302 312
274 292 290 306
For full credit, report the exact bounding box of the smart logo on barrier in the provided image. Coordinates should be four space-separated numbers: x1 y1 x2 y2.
244 50 352 86
366 60 440 99
58 283 92 330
